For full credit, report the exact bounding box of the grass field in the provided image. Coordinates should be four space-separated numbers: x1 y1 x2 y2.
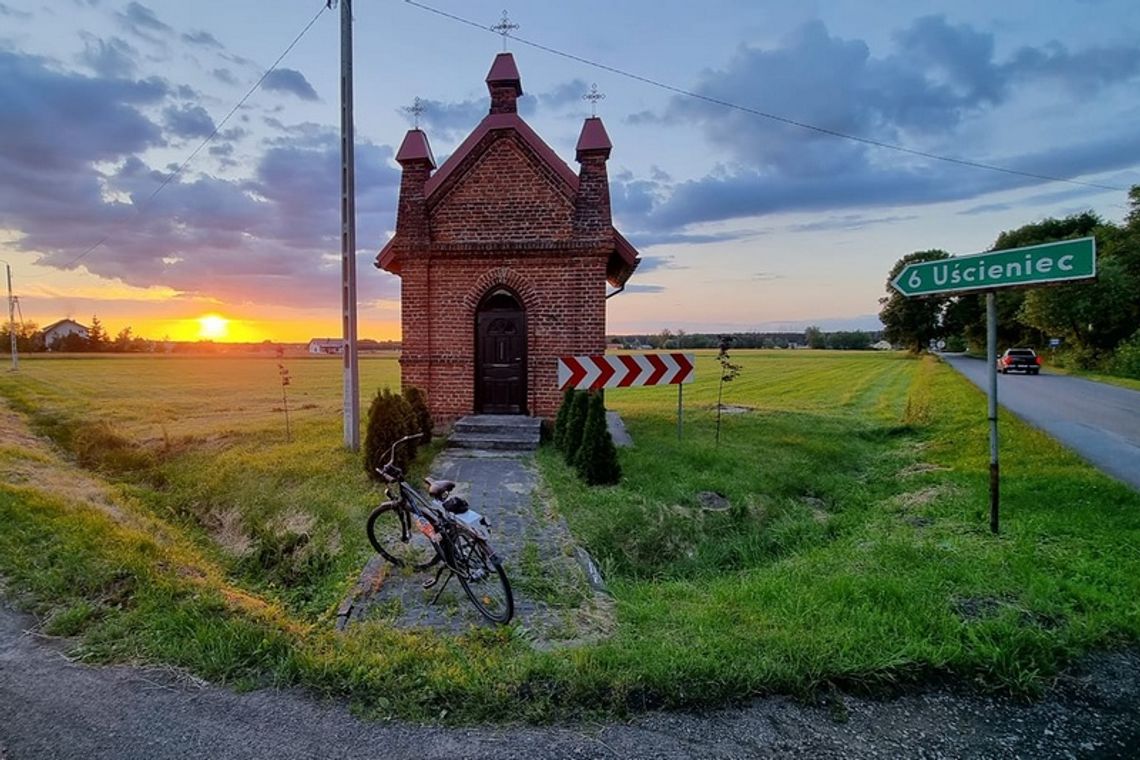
1 351 1138 721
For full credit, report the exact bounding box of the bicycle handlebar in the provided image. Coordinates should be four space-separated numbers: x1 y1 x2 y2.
377 433 423 482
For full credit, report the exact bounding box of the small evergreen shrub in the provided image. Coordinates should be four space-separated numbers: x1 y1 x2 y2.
402 385 433 443
575 391 621 485
364 387 418 481
553 387 575 451
561 389 590 465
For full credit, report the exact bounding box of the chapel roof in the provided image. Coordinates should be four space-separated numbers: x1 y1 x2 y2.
378 52 639 285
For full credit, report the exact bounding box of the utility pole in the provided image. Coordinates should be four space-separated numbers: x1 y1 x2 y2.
339 0 360 450
3 261 16 371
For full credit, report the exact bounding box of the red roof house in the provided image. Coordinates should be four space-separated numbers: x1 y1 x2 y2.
377 52 639 422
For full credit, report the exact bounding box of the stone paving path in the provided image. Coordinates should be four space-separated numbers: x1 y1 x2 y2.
342 449 612 645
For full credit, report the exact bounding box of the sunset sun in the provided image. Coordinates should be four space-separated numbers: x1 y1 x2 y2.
197 314 230 340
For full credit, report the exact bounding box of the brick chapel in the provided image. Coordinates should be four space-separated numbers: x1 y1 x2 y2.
377 52 640 422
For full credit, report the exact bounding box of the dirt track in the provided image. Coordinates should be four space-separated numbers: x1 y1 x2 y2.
3 602 1138 759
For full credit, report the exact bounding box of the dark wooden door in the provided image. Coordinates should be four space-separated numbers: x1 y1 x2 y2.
476 309 526 414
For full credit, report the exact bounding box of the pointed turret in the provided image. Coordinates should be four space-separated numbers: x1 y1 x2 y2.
394 129 435 249
574 117 613 237
486 52 522 114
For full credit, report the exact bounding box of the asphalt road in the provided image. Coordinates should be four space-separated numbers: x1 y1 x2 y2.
3 603 1140 759
943 355 1140 491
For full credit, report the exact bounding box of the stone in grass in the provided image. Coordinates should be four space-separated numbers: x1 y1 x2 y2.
696 491 731 512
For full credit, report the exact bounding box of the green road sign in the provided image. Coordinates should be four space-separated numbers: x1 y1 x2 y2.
891 237 1096 297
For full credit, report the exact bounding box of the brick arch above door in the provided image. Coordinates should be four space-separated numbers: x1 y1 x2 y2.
461 267 541 319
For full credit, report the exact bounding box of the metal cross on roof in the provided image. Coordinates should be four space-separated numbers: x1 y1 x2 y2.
491 10 518 51
403 97 426 129
582 83 606 116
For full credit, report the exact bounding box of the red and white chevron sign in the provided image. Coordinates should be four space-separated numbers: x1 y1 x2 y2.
557 353 695 391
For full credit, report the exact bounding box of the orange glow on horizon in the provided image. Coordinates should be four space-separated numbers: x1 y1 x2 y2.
114 316 401 344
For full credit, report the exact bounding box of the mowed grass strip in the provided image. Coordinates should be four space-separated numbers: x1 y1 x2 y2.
0 351 1138 722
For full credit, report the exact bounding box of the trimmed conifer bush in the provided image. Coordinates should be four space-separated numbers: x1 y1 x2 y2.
402 385 433 443
561 389 590 465
364 387 418 481
553 387 575 451
575 391 622 485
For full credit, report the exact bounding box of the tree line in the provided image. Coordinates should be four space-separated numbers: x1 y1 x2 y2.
610 329 884 350
879 186 1140 379
1 316 152 353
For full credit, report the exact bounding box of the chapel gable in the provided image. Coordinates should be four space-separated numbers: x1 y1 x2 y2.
429 136 575 244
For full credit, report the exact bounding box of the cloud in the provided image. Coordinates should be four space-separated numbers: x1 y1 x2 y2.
787 214 918 233
632 256 685 273
0 50 401 308
212 67 238 86
622 284 666 294
0 2 32 20
163 104 216 140
621 16 1140 231
116 2 172 40
262 68 318 101
181 30 222 49
77 34 138 78
538 78 590 109
407 97 486 140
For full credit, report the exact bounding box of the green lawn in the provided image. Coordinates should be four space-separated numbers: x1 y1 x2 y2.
1 351 1137 721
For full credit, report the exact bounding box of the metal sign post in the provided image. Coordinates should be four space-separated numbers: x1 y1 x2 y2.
986 292 998 534
677 383 683 440
890 237 1098 535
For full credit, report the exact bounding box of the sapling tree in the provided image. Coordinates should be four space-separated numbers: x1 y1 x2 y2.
275 360 291 442
716 335 741 446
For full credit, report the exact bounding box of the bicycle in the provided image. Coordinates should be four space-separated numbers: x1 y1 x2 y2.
366 433 514 624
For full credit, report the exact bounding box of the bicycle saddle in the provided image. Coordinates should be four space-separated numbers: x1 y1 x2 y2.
424 478 455 498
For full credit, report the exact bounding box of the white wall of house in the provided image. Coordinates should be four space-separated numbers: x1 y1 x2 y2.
42 320 88 347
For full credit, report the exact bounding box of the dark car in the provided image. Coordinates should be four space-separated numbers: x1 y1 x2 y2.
998 348 1041 375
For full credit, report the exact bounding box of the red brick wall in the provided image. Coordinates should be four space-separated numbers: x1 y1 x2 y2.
430 138 575 244
395 132 611 424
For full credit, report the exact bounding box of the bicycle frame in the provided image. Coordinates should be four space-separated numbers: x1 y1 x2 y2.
386 470 490 582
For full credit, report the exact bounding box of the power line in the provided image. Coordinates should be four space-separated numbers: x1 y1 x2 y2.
60 2 331 271
404 0 1126 194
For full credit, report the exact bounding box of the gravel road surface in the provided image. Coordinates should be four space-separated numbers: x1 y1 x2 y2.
3 603 1139 759
943 355 1140 490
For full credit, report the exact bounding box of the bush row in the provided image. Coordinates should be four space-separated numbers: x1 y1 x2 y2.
553 388 621 486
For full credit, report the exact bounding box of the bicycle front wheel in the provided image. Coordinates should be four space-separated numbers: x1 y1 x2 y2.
366 502 439 570
453 532 514 624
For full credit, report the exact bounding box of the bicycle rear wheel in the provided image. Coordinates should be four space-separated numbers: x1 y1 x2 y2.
453 532 513 624
366 502 439 570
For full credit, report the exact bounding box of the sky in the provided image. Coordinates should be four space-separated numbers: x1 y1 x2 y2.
2 0 1139 342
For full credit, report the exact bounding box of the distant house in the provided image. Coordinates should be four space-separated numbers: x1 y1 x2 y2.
41 319 88 349
872 340 894 350
307 338 343 355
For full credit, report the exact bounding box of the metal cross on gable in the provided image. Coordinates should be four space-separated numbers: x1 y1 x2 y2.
403 97 426 129
582 83 605 116
491 9 518 51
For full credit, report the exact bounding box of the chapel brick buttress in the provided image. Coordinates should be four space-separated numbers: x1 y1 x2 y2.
376 52 639 423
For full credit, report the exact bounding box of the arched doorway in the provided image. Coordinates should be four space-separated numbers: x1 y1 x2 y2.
475 288 527 414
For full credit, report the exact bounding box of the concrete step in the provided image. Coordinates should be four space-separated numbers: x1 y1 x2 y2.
448 431 539 452
448 415 541 453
